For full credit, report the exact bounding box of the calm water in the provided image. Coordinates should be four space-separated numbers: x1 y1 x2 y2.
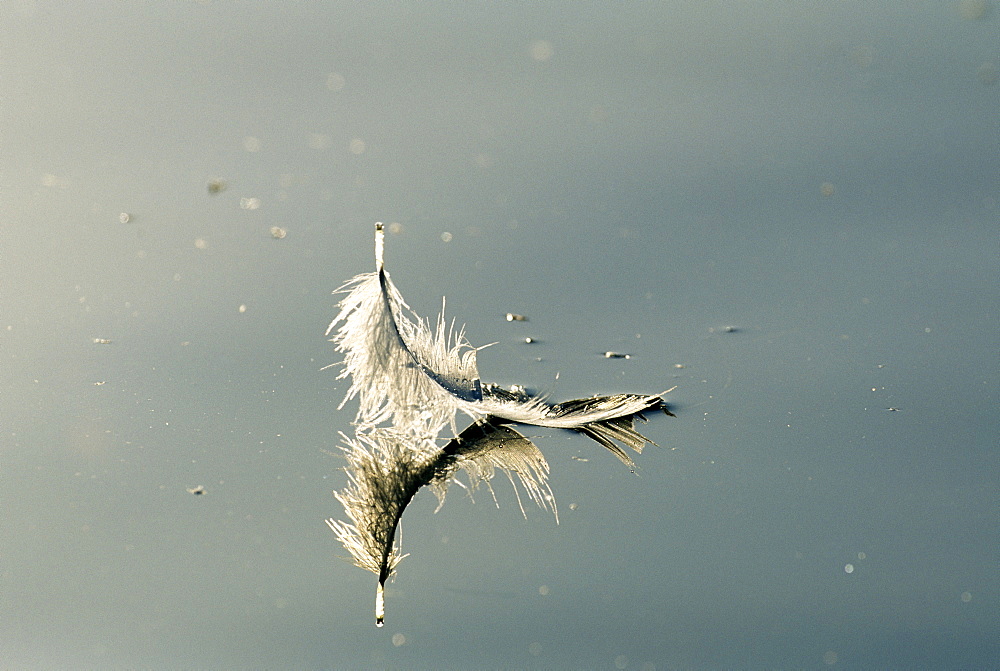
2 2 997 668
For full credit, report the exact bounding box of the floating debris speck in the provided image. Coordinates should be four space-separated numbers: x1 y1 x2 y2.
119 212 132 224
604 351 631 359
530 40 554 62
270 226 287 239
93 338 113 345
187 485 205 495
506 313 528 322
326 72 346 91
207 179 227 194
977 61 998 86
958 0 989 20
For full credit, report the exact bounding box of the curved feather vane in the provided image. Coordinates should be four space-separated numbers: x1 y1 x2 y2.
479 384 673 467
326 223 671 458
326 225 481 435
325 222 674 626
433 418 556 519
326 420 552 626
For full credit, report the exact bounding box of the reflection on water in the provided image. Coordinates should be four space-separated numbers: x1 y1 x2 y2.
1 1 997 667
325 224 671 626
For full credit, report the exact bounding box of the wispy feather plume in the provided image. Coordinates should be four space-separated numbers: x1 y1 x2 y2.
326 224 481 435
326 222 674 626
326 420 552 626
479 384 673 468
327 223 671 458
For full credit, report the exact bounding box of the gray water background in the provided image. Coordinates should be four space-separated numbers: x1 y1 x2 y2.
2 2 997 668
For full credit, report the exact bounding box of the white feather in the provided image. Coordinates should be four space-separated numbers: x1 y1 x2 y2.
326 224 669 453
325 222 674 626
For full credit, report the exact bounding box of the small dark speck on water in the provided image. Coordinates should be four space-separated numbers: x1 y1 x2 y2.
604 351 631 359
187 485 205 495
